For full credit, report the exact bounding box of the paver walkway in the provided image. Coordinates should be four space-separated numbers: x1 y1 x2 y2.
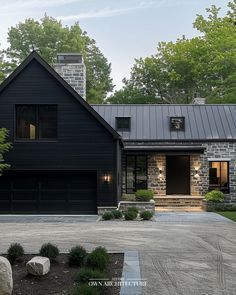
0 213 235 295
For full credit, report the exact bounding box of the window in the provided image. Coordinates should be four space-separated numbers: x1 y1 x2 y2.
170 117 185 131
16 105 57 140
126 155 147 193
116 117 130 131
209 161 229 193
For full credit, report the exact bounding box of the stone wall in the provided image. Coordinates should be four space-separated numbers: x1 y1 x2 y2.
119 200 155 214
122 142 236 203
54 63 86 100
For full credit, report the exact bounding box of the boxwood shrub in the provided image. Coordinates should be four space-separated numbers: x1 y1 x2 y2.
205 190 224 203
127 207 139 214
69 245 87 266
39 243 59 262
86 247 109 271
76 267 106 283
111 210 123 219
7 243 24 265
140 211 154 220
124 210 137 220
135 189 154 202
102 211 114 220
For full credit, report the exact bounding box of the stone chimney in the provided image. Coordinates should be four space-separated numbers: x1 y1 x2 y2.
54 53 86 100
192 97 206 105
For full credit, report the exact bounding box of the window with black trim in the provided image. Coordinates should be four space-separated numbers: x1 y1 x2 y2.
209 161 229 193
170 117 185 131
126 155 147 193
116 117 130 131
16 105 57 140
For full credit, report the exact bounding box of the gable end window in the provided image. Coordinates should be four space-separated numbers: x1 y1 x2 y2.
170 117 185 131
16 105 57 140
116 117 130 131
209 161 229 193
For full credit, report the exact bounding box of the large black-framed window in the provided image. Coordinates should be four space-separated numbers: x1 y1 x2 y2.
16 105 57 140
209 161 229 193
126 155 147 193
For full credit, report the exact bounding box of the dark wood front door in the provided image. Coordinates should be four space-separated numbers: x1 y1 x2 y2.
166 156 190 195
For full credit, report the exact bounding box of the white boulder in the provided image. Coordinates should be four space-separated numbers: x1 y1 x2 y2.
0 256 13 295
26 256 50 276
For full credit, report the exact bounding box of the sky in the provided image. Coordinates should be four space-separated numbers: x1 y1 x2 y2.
0 0 229 90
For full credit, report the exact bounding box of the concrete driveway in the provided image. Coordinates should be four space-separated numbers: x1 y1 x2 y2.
0 212 235 295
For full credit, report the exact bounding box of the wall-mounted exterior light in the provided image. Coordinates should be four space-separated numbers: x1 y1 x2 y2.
158 168 163 180
194 168 200 179
104 173 111 183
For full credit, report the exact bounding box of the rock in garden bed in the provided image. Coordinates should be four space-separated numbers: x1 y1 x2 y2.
11 253 124 295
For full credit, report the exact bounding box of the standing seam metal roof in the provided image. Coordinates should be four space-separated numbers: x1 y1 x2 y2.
91 104 236 141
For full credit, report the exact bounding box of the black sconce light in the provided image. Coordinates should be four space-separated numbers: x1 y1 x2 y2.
104 173 111 183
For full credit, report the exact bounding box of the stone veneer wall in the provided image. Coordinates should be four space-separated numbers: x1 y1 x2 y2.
122 142 236 203
54 63 86 100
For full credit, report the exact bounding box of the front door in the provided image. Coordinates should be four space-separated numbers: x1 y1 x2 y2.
166 156 190 195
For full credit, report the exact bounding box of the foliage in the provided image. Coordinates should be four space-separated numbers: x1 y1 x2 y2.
127 207 139 214
135 190 154 202
140 211 154 220
70 284 101 295
217 211 236 222
109 1 236 104
39 242 59 261
68 245 87 266
102 211 114 220
205 190 225 202
0 128 11 175
7 243 24 265
111 210 123 219
76 267 106 283
86 247 109 271
1 15 113 103
121 194 136 201
124 210 137 220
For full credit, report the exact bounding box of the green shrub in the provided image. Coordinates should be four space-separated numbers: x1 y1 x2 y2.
39 243 59 262
121 194 136 201
70 284 100 295
135 189 154 201
205 190 224 203
86 247 109 271
7 243 24 265
124 210 137 220
76 267 106 283
140 211 154 220
102 211 114 220
111 210 123 219
69 245 87 266
127 207 139 214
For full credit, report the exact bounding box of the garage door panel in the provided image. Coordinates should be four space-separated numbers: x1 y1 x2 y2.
0 171 97 214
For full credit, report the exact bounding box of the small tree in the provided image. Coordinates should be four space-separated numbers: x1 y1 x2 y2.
0 128 11 175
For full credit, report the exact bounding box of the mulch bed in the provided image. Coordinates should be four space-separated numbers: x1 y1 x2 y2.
11 253 124 295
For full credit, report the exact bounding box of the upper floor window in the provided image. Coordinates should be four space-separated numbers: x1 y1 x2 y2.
170 117 185 131
116 117 130 131
209 161 229 193
16 105 57 140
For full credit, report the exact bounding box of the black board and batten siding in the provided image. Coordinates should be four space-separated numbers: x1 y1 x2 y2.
0 58 120 214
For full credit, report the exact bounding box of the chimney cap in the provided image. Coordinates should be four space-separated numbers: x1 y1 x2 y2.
56 53 83 64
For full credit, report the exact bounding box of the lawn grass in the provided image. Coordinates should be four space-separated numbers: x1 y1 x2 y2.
217 211 236 222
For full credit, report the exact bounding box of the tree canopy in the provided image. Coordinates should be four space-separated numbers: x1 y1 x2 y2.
0 16 113 103
0 128 11 175
109 1 236 104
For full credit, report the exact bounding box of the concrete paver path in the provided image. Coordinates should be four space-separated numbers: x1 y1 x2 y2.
0 212 235 295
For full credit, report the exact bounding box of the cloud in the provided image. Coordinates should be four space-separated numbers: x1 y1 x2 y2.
57 1 154 21
1 0 80 11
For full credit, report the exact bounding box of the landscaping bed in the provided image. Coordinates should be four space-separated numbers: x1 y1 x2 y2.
10 253 123 295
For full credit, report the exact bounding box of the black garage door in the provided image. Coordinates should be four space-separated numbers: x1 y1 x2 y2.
0 171 97 214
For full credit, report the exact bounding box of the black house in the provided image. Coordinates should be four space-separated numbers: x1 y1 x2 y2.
0 52 236 214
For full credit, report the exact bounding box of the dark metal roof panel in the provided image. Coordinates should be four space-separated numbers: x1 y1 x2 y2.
91 104 236 141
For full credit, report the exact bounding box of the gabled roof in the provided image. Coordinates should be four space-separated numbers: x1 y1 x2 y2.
0 51 121 141
92 104 236 141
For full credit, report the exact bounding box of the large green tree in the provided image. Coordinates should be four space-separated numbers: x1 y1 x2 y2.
110 1 236 104
0 128 11 175
1 16 113 103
